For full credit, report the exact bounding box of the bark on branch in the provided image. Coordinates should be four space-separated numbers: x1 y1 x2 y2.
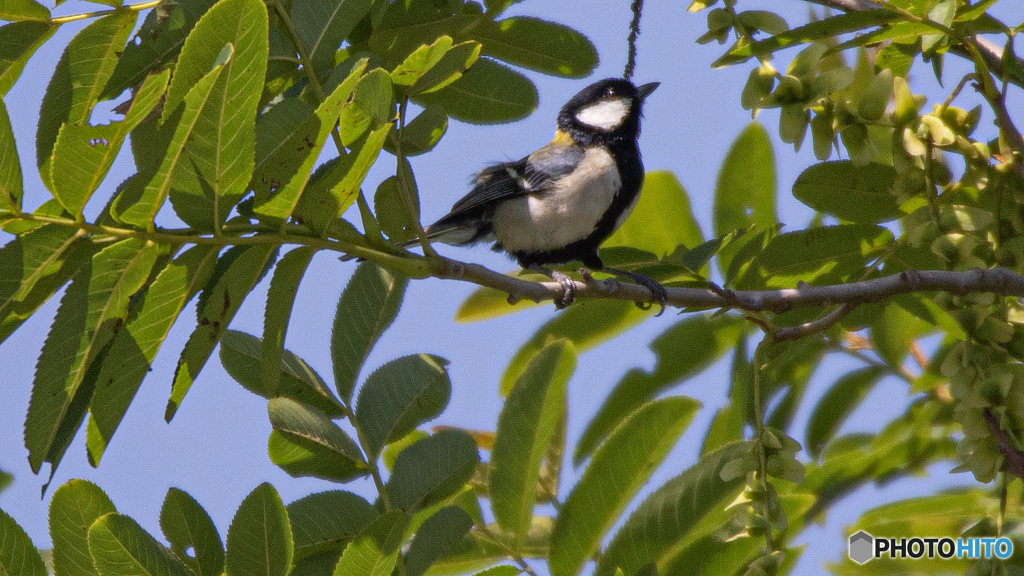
433 261 1024 314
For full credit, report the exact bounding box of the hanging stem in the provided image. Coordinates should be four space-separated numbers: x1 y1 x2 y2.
623 0 644 80
752 338 775 553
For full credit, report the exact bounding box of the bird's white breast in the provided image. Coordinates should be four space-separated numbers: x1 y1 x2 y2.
492 147 621 254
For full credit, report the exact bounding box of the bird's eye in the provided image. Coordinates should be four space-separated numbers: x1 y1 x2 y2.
606 88 614 96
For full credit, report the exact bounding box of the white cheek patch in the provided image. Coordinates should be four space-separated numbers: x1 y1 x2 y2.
575 98 629 131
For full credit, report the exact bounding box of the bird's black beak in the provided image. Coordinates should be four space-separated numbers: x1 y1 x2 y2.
637 82 660 100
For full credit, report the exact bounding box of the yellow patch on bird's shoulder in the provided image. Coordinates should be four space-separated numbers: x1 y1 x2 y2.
552 129 576 146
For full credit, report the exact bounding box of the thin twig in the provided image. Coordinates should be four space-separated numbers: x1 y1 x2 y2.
10 213 1024 314
623 0 644 81
50 0 161 24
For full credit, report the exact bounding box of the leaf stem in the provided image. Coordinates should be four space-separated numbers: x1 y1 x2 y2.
50 0 161 24
396 97 437 257
752 339 774 554
266 0 327 102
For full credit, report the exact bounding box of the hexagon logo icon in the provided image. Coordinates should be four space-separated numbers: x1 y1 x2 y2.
849 531 874 564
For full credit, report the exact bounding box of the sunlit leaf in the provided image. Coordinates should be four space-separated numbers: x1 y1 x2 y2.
167 244 278 420
550 396 700 576
36 12 136 192
50 479 116 576
576 313 745 464
793 161 900 223
0 507 47 576
415 58 537 125
491 340 574 548
89 513 191 576
594 442 752 576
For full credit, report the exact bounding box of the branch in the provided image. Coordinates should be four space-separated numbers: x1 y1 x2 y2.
435 261 1024 313
984 408 1024 481
800 0 1024 89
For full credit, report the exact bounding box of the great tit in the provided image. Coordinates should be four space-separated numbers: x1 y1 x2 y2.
408 78 667 313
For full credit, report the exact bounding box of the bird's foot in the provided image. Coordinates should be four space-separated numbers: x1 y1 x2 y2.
529 265 577 309
550 270 577 309
604 267 668 316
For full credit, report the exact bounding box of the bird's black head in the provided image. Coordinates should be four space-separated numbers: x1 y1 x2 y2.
556 78 659 145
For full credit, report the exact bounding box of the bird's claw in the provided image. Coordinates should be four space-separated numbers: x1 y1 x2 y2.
551 270 577 309
634 276 668 316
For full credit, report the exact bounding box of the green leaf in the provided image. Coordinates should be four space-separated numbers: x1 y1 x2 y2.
160 0 268 231
220 330 345 417
415 58 537 125
501 299 647 395
87 245 220 465
713 122 776 236
0 21 56 95
594 442 752 576
805 367 884 459
390 36 454 87
100 0 218 101
252 60 366 224
339 69 393 146
747 224 893 289
25 238 159 477
291 0 371 80
490 340 574 547
167 244 278 420
473 567 522 576
0 232 93 346
330 511 407 576
385 429 480 513
408 41 480 95
713 123 776 277
870 300 934 369
384 106 448 156
50 479 116 576
715 11 901 66
160 488 224 576
331 261 408 402
88 513 191 576
0 507 47 576
550 396 700 576
354 353 452 458
467 17 597 78
112 49 230 228
225 483 293 576
0 101 19 213
296 122 393 232
51 69 169 216
575 313 746 464
793 161 899 223
0 0 48 22
0 224 79 322
405 506 474 576
262 247 316 397
287 491 377 560
267 397 366 482
604 171 705 258
429 519 550 574
36 12 136 192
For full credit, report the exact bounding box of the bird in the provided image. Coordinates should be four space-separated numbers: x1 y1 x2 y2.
405 77 668 314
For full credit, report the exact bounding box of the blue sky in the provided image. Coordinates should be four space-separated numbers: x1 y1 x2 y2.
1 1 1018 574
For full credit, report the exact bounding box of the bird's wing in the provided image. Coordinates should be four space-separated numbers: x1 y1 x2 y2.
447 141 585 215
